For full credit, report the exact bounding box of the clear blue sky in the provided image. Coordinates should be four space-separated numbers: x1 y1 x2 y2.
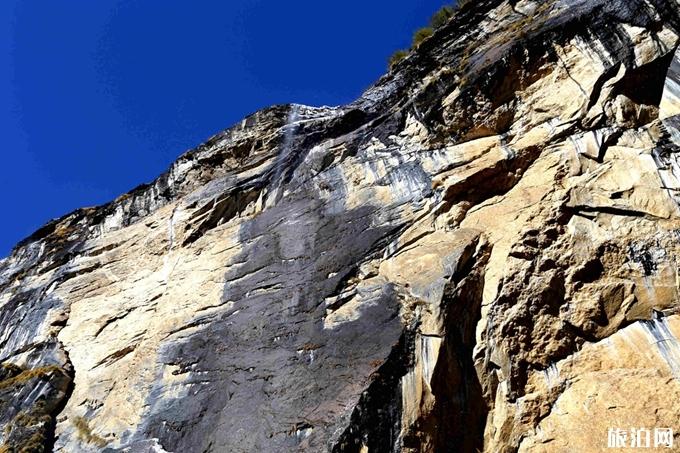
1 0 450 257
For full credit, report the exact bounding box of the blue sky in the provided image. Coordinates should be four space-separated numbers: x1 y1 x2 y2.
1 1 450 257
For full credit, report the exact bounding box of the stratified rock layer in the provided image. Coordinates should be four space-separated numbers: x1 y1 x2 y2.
3 0 680 452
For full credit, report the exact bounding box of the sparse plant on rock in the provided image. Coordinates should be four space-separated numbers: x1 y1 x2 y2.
389 49 409 71
72 416 108 448
412 27 435 48
388 2 459 71
430 5 455 28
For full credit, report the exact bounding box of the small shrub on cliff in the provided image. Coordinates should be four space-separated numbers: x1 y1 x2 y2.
412 27 434 48
17 432 46 453
389 49 409 71
386 2 464 71
72 416 108 448
430 6 454 28
0 362 22 381
0 365 61 390
457 0 474 9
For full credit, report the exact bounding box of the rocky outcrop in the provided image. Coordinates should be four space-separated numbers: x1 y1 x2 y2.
3 0 680 451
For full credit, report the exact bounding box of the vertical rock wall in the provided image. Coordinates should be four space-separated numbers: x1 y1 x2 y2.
2 1 680 452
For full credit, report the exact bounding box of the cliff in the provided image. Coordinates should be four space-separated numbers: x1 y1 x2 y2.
2 0 680 451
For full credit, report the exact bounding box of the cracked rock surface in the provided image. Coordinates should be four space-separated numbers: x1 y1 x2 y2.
3 0 680 451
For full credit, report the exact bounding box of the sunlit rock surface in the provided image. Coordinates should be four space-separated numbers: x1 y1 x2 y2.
3 0 680 451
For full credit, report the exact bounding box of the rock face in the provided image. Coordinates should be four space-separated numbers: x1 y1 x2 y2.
3 0 680 451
